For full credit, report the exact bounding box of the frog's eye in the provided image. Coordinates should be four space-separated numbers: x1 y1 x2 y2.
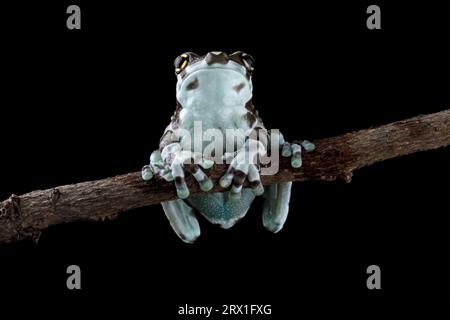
240 53 255 73
174 53 190 74
229 51 255 74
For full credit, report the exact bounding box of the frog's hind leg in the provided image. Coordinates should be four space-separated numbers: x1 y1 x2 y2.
161 199 200 243
262 182 293 233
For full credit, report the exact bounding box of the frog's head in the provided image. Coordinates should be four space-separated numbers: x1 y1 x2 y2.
174 51 255 109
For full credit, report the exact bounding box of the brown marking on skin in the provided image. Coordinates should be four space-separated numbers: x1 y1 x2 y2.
233 82 246 93
232 170 246 187
229 51 244 65
244 112 257 127
175 100 183 113
249 180 261 188
244 101 268 149
174 176 184 186
245 100 256 112
205 52 229 65
168 101 183 130
159 103 182 152
229 51 253 78
177 52 252 79
244 101 264 126
186 52 202 63
159 130 178 151
184 164 198 174
186 78 199 91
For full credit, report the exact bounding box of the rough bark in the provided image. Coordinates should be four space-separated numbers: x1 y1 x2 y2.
0 110 449 244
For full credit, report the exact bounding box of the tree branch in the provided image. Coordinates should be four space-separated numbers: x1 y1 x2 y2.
1 110 449 244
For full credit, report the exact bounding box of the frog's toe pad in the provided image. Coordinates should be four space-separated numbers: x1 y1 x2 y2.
219 173 233 188
141 165 154 181
248 164 264 196
200 159 214 169
281 139 315 168
177 188 190 199
290 143 303 168
301 140 315 152
281 142 292 157
199 179 213 192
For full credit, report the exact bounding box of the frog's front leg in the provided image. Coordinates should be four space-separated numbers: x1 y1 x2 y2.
142 145 214 244
219 138 266 200
142 143 214 199
163 143 214 199
142 146 207 243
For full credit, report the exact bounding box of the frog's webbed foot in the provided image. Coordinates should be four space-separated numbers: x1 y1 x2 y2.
262 182 292 233
141 143 214 199
161 199 200 243
281 140 315 168
219 140 265 200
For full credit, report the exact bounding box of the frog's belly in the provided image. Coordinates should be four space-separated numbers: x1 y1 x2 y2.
187 189 255 229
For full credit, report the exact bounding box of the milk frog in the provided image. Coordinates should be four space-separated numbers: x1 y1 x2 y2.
141 51 314 243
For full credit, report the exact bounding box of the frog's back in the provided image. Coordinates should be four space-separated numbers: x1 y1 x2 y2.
187 189 255 229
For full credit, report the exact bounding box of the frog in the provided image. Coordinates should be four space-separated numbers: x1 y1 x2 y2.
141 51 315 243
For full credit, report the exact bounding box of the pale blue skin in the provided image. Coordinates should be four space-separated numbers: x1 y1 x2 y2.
142 52 314 243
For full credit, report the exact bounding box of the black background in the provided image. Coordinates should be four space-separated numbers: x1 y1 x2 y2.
0 0 449 316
